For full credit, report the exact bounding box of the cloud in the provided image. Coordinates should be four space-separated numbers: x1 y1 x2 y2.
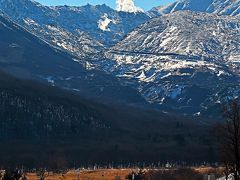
116 0 143 13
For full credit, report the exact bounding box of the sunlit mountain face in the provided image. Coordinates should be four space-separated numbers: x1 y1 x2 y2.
105 10 240 116
0 0 240 117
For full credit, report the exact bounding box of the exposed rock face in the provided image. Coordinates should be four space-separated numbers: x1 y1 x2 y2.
105 11 240 115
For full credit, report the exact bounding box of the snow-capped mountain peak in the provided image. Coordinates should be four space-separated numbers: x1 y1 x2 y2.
98 13 113 32
0 0 150 48
116 0 143 13
1 0 240 116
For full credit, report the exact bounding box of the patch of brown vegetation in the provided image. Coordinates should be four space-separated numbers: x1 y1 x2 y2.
24 167 224 180
26 169 136 180
194 167 223 175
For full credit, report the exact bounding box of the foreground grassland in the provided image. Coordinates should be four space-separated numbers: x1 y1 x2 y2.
24 167 223 180
26 169 134 180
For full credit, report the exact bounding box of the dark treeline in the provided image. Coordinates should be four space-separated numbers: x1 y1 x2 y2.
0 70 110 138
0 71 217 168
126 168 223 180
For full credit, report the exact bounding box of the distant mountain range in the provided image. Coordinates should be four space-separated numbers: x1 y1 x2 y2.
0 0 239 117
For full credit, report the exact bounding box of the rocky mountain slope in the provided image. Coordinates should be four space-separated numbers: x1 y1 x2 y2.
105 11 240 115
0 0 240 116
149 0 240 17
0 0 149 55
0 11 146 106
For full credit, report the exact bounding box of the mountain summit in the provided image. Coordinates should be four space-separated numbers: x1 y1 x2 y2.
0 0 149 47
116 0 143 13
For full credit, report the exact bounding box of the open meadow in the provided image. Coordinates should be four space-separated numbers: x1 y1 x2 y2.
21 167 224 180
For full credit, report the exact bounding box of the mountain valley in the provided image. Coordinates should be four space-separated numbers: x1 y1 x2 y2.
0 0 239 168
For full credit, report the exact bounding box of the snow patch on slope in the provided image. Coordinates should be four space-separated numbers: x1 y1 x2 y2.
102 11 240 115
98 14 112 31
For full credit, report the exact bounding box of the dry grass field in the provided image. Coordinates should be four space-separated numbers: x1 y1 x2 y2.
26 169 137 180
23 167 223 180
194 167 223 174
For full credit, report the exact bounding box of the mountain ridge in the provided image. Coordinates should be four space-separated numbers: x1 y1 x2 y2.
104 11 240 116
0 0 150 49
0 0 240 116
148 0 240 17
0 11 147 106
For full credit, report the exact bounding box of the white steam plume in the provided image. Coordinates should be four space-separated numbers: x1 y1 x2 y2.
116 0 143 13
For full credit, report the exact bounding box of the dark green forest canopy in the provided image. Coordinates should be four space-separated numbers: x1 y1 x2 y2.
0 71 217 167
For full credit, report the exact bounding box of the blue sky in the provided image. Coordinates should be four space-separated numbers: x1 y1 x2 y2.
35 0 176 11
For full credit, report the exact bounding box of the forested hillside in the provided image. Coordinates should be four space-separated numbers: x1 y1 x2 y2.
0 71 217 168
0 71 110 138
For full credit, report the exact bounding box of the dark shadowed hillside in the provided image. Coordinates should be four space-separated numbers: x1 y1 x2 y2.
0 71 217 168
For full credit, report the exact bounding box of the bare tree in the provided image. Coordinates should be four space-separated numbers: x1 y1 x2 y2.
217 99 240 180
2 169 23 180
37 169 49 180
222 154 231 180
